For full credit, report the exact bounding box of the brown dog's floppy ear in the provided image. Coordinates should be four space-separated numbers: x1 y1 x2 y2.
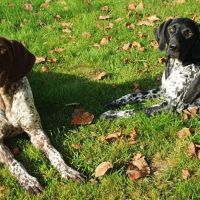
8 40 35 82
154 19 172 51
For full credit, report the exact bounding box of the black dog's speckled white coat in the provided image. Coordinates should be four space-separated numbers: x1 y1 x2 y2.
0 37 83 194
101 18 200 119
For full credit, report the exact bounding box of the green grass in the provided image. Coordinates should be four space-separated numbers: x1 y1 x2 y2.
1 0 200 199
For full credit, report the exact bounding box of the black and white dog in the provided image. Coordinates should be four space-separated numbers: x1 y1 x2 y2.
101 18 200 119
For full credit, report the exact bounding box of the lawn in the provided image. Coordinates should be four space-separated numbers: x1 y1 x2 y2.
1 0 200 199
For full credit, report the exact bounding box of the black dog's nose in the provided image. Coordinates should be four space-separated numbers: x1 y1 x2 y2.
169 44 177 51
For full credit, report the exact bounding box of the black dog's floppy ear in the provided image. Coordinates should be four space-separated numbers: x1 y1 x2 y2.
191 23 200 60
154 19 172 51
8 40 35 82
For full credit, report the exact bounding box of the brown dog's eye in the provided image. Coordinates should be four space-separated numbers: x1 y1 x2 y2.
168 26 176 34
183 29 193 38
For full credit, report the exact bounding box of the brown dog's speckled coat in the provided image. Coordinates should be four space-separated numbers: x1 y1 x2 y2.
0 37 83 194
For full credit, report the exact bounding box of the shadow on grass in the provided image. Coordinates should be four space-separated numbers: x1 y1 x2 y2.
3 70 160 185
28 70 160 130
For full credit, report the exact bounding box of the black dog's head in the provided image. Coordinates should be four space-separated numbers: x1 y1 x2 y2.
154 17 200 64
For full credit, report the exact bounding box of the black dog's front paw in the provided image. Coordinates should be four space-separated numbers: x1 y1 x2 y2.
145 107 155 116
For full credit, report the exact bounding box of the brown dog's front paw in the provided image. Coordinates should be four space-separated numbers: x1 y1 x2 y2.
61 167 85 183
20 176 44 194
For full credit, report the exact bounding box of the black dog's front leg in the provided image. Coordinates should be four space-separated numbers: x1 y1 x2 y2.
145 101 169 116
105 88 161 109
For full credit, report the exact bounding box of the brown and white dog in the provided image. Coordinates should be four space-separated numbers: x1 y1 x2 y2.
0 37 84 194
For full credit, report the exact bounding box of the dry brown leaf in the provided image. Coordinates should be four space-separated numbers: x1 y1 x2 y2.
54 15 61 21
93 71 108 80
62 28 72 33
49 48 64 54
132 41 145 52
150 41 158 49
101 5 110 12
177 127 191 139
126 153 150 180
125 22 135 30
105 23 114 29
182 113 189 121
24 3 33 11
128 3 136 11
135 2 144 12
48 58 57 63
82 32 91 38
40 1 50 9
137 20 154 26
100 36 112 45
122 43 132 51
188 142 197 157
99 15 110 20
0 186 6 198
35 56 46 64
41 66 50 73
133 83 141 92
147 15 160 23
175 0 186 3
115 17 123 23
182 169 190 180
93 43 101 49
71 143 82 150
95 161 113 177
71 107 94 125
158 57 167 64
104 131 121 142
62 22 73 29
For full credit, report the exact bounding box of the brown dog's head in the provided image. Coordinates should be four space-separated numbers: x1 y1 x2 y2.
0 37 35 86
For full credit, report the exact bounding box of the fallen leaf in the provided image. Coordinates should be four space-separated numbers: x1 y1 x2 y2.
82 32 91 38
48 58 57 63
62 22 73 29
133 83 141 92
71 107 94 125
104 131 121 142
175 0 186 4
93 43 101 48
105 23 114 29
99 15 110 20
188 142 197 157
128 128 138 144
137 32 147 38
93 71 108 80
54 15 61 21
0 186 6 198
115 17 123 23
71 143 82 150
125 22 135 30
35 56 46 64
135 2 144 12
147 15 160 23
40 1 50 9
182 169 190 180
62 28 72 33
150 41 158 49
41 66 50 72
177 127 191 139
49 48 64 54
158 57 167 64
101 5 110 12
182 106 198 120
128 3 136 11
95 161 113 177
132 41 145 52
122 43 132 51
182 113 189 121
100 36 112 45
24 3 33 11
126 153 150 180
137 20 154 26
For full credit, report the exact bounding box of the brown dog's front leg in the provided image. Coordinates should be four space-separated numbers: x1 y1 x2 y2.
26 129 84 182
0 142 43 194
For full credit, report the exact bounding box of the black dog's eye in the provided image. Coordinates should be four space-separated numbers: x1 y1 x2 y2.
168 26 176 34
183 29 193 38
